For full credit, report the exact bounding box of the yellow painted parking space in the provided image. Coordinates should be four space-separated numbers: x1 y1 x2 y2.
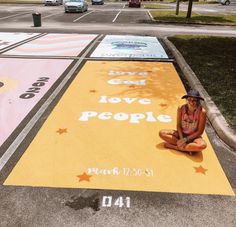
4 61 234 195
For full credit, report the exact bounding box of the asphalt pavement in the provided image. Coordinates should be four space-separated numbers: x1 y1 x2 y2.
0 2 236 227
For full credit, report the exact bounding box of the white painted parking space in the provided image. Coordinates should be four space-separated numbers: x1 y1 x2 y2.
91 35 168 58
73 11 95 22
42 12 63 19
112 11 121 23
0 12 32 20
0 32 40 51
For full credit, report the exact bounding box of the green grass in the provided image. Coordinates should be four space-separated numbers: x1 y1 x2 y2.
168 35 236 130
143 4 172 9
193 0 219 4
150 10 236 25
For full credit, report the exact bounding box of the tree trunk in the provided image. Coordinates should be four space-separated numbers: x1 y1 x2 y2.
176 0 180 15
186 0 193 18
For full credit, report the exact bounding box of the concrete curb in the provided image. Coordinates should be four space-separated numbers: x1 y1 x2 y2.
163 36 236 151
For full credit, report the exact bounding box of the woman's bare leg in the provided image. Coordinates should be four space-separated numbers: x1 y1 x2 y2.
162 136 207 155
159 129 179 145
159 130 207 153
164 143 196 155
183 138 207 152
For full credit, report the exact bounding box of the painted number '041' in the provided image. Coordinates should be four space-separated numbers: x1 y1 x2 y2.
102 196 131 208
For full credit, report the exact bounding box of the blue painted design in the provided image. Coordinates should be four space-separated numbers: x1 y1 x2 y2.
111 41 147 50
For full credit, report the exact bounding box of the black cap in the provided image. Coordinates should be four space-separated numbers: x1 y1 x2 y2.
181 89 204 101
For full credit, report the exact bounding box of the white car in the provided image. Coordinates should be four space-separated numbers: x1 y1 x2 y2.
64 0 88 13
219 0 231 5
44 0 63 6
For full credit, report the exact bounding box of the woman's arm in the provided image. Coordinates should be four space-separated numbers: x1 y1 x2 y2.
176 106 187 150
176 106 184 139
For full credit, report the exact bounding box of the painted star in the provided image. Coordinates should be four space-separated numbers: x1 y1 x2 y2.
129 85 136 88
194 165 208 175
56 128 67 134
77 172 92 182
160 103 167 107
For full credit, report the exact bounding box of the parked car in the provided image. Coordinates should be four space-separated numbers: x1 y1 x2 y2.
64 0 88 13
128 0 141 8
220 0 231 4
44 0 63 6
91 0 104 5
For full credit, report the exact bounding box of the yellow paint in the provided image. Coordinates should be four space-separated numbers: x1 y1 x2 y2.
0 77 18 93
4 61 234 195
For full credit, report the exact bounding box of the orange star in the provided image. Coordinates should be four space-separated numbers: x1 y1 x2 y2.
56 128 67 134
77 172 92 182
160 103 167 107
194 165 208 175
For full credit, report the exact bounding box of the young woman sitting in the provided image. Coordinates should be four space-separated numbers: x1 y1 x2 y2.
159 89 207 154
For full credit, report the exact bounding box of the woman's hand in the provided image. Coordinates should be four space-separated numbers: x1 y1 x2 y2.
177 138 187 150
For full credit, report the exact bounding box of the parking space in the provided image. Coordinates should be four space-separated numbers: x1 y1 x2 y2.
0 10 33 21
115 10 150 23
74 10 120 23
92 2 126 9
2 33 97 56
0 11 20 19
0 5 61 23
0 32 98 154
0 3 236 223
0 32 40 52
3 58 234 195
0 3 150 24
3 12 37 23
0 32 234 196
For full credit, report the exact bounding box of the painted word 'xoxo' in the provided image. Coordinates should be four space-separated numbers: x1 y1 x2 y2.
19 77 50 99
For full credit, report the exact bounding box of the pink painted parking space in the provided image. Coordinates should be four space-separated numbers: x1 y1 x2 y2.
0 58 73 148
0 32 40 51
3 33 98 57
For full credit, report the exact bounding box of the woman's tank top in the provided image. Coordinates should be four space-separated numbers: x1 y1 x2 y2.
181 104 201 135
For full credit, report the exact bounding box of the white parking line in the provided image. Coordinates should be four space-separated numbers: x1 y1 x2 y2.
112 11 121 23
0 12 31 20
73 11 94 22
42 12 63 19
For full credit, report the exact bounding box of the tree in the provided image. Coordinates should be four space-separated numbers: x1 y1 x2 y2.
186 0 193 18
176 0 180 15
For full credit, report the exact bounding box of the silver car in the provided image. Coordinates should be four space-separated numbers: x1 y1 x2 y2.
44 0 63 6
64 0 88 13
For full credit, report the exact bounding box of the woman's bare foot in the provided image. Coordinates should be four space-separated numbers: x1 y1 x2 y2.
164 143 179 151
164 143 196 155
